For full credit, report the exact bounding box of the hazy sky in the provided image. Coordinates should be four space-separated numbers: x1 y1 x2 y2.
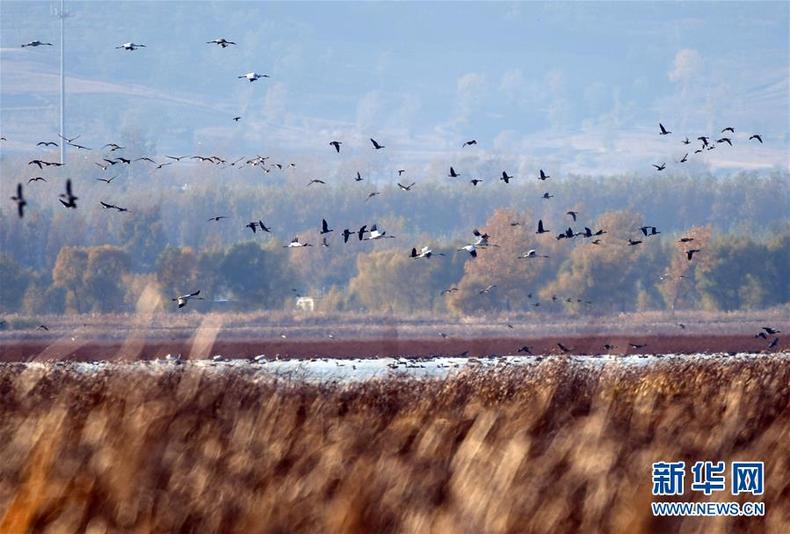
1 1 788 176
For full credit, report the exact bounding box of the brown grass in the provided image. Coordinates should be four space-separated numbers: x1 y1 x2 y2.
0 357 788 533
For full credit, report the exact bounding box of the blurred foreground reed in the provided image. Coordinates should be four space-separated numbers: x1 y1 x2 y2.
0 356 788 533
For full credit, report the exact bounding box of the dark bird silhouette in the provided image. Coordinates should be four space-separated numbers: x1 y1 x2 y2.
538 169 550 181
397 182 416 191
10 184 26 218
36 141 58 147
258 220 271 233
629 343 647 349
58 179 78 209
103 143 125 151
653 163 666 171
134 157 156 164
470 179 483 186
28 159 62 169
449 166 460 178
755 331 768 340
686 249 701 261
357 225 368 241
658 123 671 135
307 179 326 186
697 136 710 147
116 157 131 164
762 327 781 335
329 141 342 153
232 116 241 122
694 148 703 154
355 172 363 182
207 216 228 222
682 137 690 145
321 237 329 247
366 192 380 201
68 142 91 150
640 226 660 236
717 137 732 146
22 40 53 47
500 171 514 183
116 42 146 51
721 127 735 134
768 337 779 349
749 134 763 143
441 287 459 295
557 343 572 353
245 221 259 233
342 229 354 243
628 239 642 246
320 218 334 234
96 176 116 184
679 237 694 243
462 139 477 147
566 211 578 221
37 324 49 331
166 155 187 161
99 201 129 213
517 346 532 354
536 219 550 234
206 38 236 48
28 176 47 183
370 138 385 149
397 169 406 176
542 192 553 199
679 153 688 163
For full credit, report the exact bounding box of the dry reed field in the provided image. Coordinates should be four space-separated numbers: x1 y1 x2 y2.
0 355 788 533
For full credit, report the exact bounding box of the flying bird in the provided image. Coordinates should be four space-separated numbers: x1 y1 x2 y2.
238 72 269 82
99 201 129 213
519 249 549 259
686 249 701 261
717 137 732 146
307 179 326 186
10 184 26 218
285 237 312 248
457 244 477 257
762 327 781 335
449 166 460 178
366 192 380 201
679 153 688 163
658 123 671 135
410 246 435 259
462 140 477 147
58 179 78 209
628 239 642 246
749 134 763 143
479 284 496 295
116 42 146 51
22 40 53 47
721 127 735 134
538 169 550 181
207 216 228 222
653 163 666 171
28 177 47 183
36 141 58 147
173 290 203 309
500 171 513 183
682 137 690 145
470 179 483 186
557 343 573 353
566 211 578 221
697 136 710 147
320 218 334 234
364 224 394 240
28 159 62 169
329 141 342 153
355 172 363 182
370 138 385 150
397 182 416 191
232 116 241 122
206 38 236 48
542 192 553 199
640 226 660 236
342 229 354 243
96 176 116 184
103 143 125 151
536 220 550 234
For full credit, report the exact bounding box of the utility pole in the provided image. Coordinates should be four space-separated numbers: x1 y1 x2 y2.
56 0 68 165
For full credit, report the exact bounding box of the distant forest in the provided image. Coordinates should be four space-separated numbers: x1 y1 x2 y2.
1 157 788 316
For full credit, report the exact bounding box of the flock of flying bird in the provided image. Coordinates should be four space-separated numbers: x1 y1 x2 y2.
4 36 781 353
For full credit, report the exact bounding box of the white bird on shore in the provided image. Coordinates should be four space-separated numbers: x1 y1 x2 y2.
238 72 269 82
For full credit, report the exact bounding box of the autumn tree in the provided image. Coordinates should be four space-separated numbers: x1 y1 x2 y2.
218 241 292 309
